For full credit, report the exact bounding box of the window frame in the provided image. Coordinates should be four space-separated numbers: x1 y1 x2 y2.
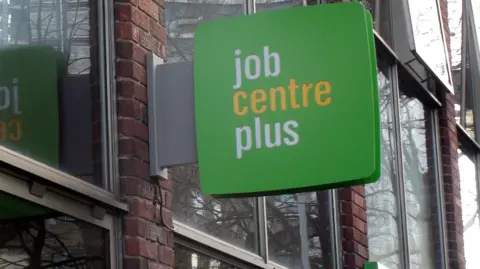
368 23 448 269
0 147 126 269
167 1 451 269
0 0 123 267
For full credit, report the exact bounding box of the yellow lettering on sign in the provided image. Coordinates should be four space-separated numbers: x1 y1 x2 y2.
9 118 21 141
315 81 332 106
0 118 22 142
232 79 332 116
233 91 248 116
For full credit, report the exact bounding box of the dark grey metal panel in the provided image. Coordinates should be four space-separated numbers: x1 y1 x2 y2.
60 74 93 177
147 53 197 178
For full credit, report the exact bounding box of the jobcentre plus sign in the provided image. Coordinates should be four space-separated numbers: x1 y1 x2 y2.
194 2 379 197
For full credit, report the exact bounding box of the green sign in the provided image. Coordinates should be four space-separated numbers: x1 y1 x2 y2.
364 262 391 269
0 45 66 168
0 191 53 220
194 3 379 197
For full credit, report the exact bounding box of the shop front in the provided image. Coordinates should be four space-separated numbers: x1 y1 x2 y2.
0 0 479 269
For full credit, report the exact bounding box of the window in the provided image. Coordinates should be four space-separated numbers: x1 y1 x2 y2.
0 0 114 190
0 212 109 269
175 244 242 269
458 150 480 269
453 0 480 140
399 93 437 269
366 60 445 269
166 1 337 268
403 0 452 89
266 192 333 269
366 61 401 269
0 166 122 269
172 165 258 253
255 0 303 12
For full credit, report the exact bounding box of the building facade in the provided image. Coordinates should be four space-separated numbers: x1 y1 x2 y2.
0 0 478 269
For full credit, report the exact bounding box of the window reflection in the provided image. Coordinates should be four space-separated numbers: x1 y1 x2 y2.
165 0 244 63
458 150 480 269
0 192 108 269
452 0 477 140
0 0 108 188
167 0 258 254
399 94 437 269
171 165 258 253
175 244 240 269
366 63 401 269
255 0 303 13
266 192 332 269
405 0 451 87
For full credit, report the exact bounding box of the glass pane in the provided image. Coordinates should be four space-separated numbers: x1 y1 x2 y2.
175 244 241 269
366 62 401 269
448 0 462 69
266 191 333 269
0 191 108 269
171 165 258 253
166 0 257 253
452 0 476 140
399 94 437 269
406 0 451 87
255 0 302 13
165 0 244 63
0 0 108 188
458 150 480 269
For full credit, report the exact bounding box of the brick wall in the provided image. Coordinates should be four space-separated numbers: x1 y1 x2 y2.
340 186 368 269
438 1 466 269
114 0 174 268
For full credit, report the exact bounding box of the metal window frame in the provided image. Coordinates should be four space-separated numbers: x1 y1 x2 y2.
385 65 448 269
386 6 449 268
0 0 124 268
460 0 480 144
0 159 125 269
400 0 454 94
170 1 342 268
370 9 448 268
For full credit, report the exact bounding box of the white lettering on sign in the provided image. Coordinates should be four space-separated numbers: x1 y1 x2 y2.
231 47 300 160
0 78 22 115
233 46 281 90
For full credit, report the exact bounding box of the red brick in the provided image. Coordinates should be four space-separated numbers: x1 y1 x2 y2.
117 79 148 103
139 0 159 20
116 4 133 21
161 189 173 209
119 138 149 161
125 237 158 260
118 118 149 141
132 8 150 31
146 222 167 244
117 60 147 84
118 99 143 119
139 30 161 55
117 41 147 66
161 208 173 228
116 21 140 42
152 0 164 8
124 257 147 269
150 19 166 44
148 261 169 269
124 217 147 237
119 158 150 180
158 245 174 266
127 197 156 222
121 177 155 199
